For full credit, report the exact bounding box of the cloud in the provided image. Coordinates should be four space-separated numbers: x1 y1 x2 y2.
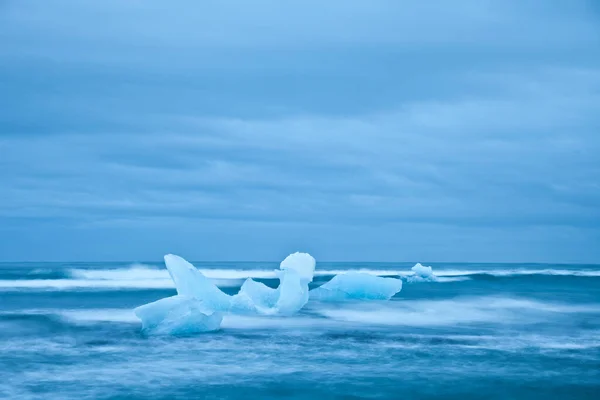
0 0 599 261
3 0 599 54
1 67 598 227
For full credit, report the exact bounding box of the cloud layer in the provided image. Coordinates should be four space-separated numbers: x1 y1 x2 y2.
1 0 599 262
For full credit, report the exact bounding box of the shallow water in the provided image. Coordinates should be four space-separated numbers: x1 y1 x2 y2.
1 261 599 399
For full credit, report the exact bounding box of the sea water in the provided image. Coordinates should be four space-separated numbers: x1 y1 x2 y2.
1 261 599 399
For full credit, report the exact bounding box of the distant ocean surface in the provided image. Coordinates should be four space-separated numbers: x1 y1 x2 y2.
1 261 599 399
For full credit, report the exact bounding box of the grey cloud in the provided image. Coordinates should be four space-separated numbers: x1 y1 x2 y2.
1 67 598 230
1 0 599 261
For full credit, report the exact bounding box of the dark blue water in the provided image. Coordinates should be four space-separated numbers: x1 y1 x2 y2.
1 261 599 399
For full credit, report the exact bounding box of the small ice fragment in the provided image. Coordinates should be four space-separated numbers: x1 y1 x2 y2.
412 263 434 278
407 263 437 282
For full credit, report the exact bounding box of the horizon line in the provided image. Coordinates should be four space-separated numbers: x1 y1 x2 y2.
1 259 599 266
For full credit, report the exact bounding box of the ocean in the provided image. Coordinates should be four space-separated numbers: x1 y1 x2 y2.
1 261 599 399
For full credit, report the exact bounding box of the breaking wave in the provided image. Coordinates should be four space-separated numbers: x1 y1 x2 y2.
0 263 598 291
4 295 600 337
59 265 600 281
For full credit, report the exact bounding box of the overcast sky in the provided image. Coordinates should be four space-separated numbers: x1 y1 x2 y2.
1 0 599 262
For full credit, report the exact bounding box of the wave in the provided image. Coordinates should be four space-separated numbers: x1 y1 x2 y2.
59 265 600 279
316 296 600 327
0 278 177 290
67 266 418 280
0 267 472 290
68 264 167 280
4 295 600 333
0 278 248 291
68 265 278 281
0 268 70 280
66 296 600 327
0 263 598 292
433 269 600 278
59 309 139 324
64 265 600 281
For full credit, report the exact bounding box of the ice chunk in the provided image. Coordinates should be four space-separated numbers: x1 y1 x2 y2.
230 279 279 313
134 295 222 334
310 272 402 301
239 278 279 308
163 254 231 310
230 252 314 315
412 263 434 278
407 263 437 282
133 255 230 334
274 269 310 314
279 252 315 283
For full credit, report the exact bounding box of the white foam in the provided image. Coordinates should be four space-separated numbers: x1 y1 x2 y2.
2 262 598 292
221 315 331 330
0 265 410 291
315 268 600 278
435 277 471 282
317 296 600 327
69 266 278 280
0 278 241 290
69 265 168 280
379 333 600 351
431 268 600 277
66 266 600 283
60 309 139 323
0 308 140 324
71 266 411 280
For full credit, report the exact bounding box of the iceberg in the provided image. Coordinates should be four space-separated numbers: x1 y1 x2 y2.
310 272 402 301
407 263 437 282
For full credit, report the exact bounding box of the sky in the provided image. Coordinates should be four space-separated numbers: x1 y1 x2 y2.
1 0 599 263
